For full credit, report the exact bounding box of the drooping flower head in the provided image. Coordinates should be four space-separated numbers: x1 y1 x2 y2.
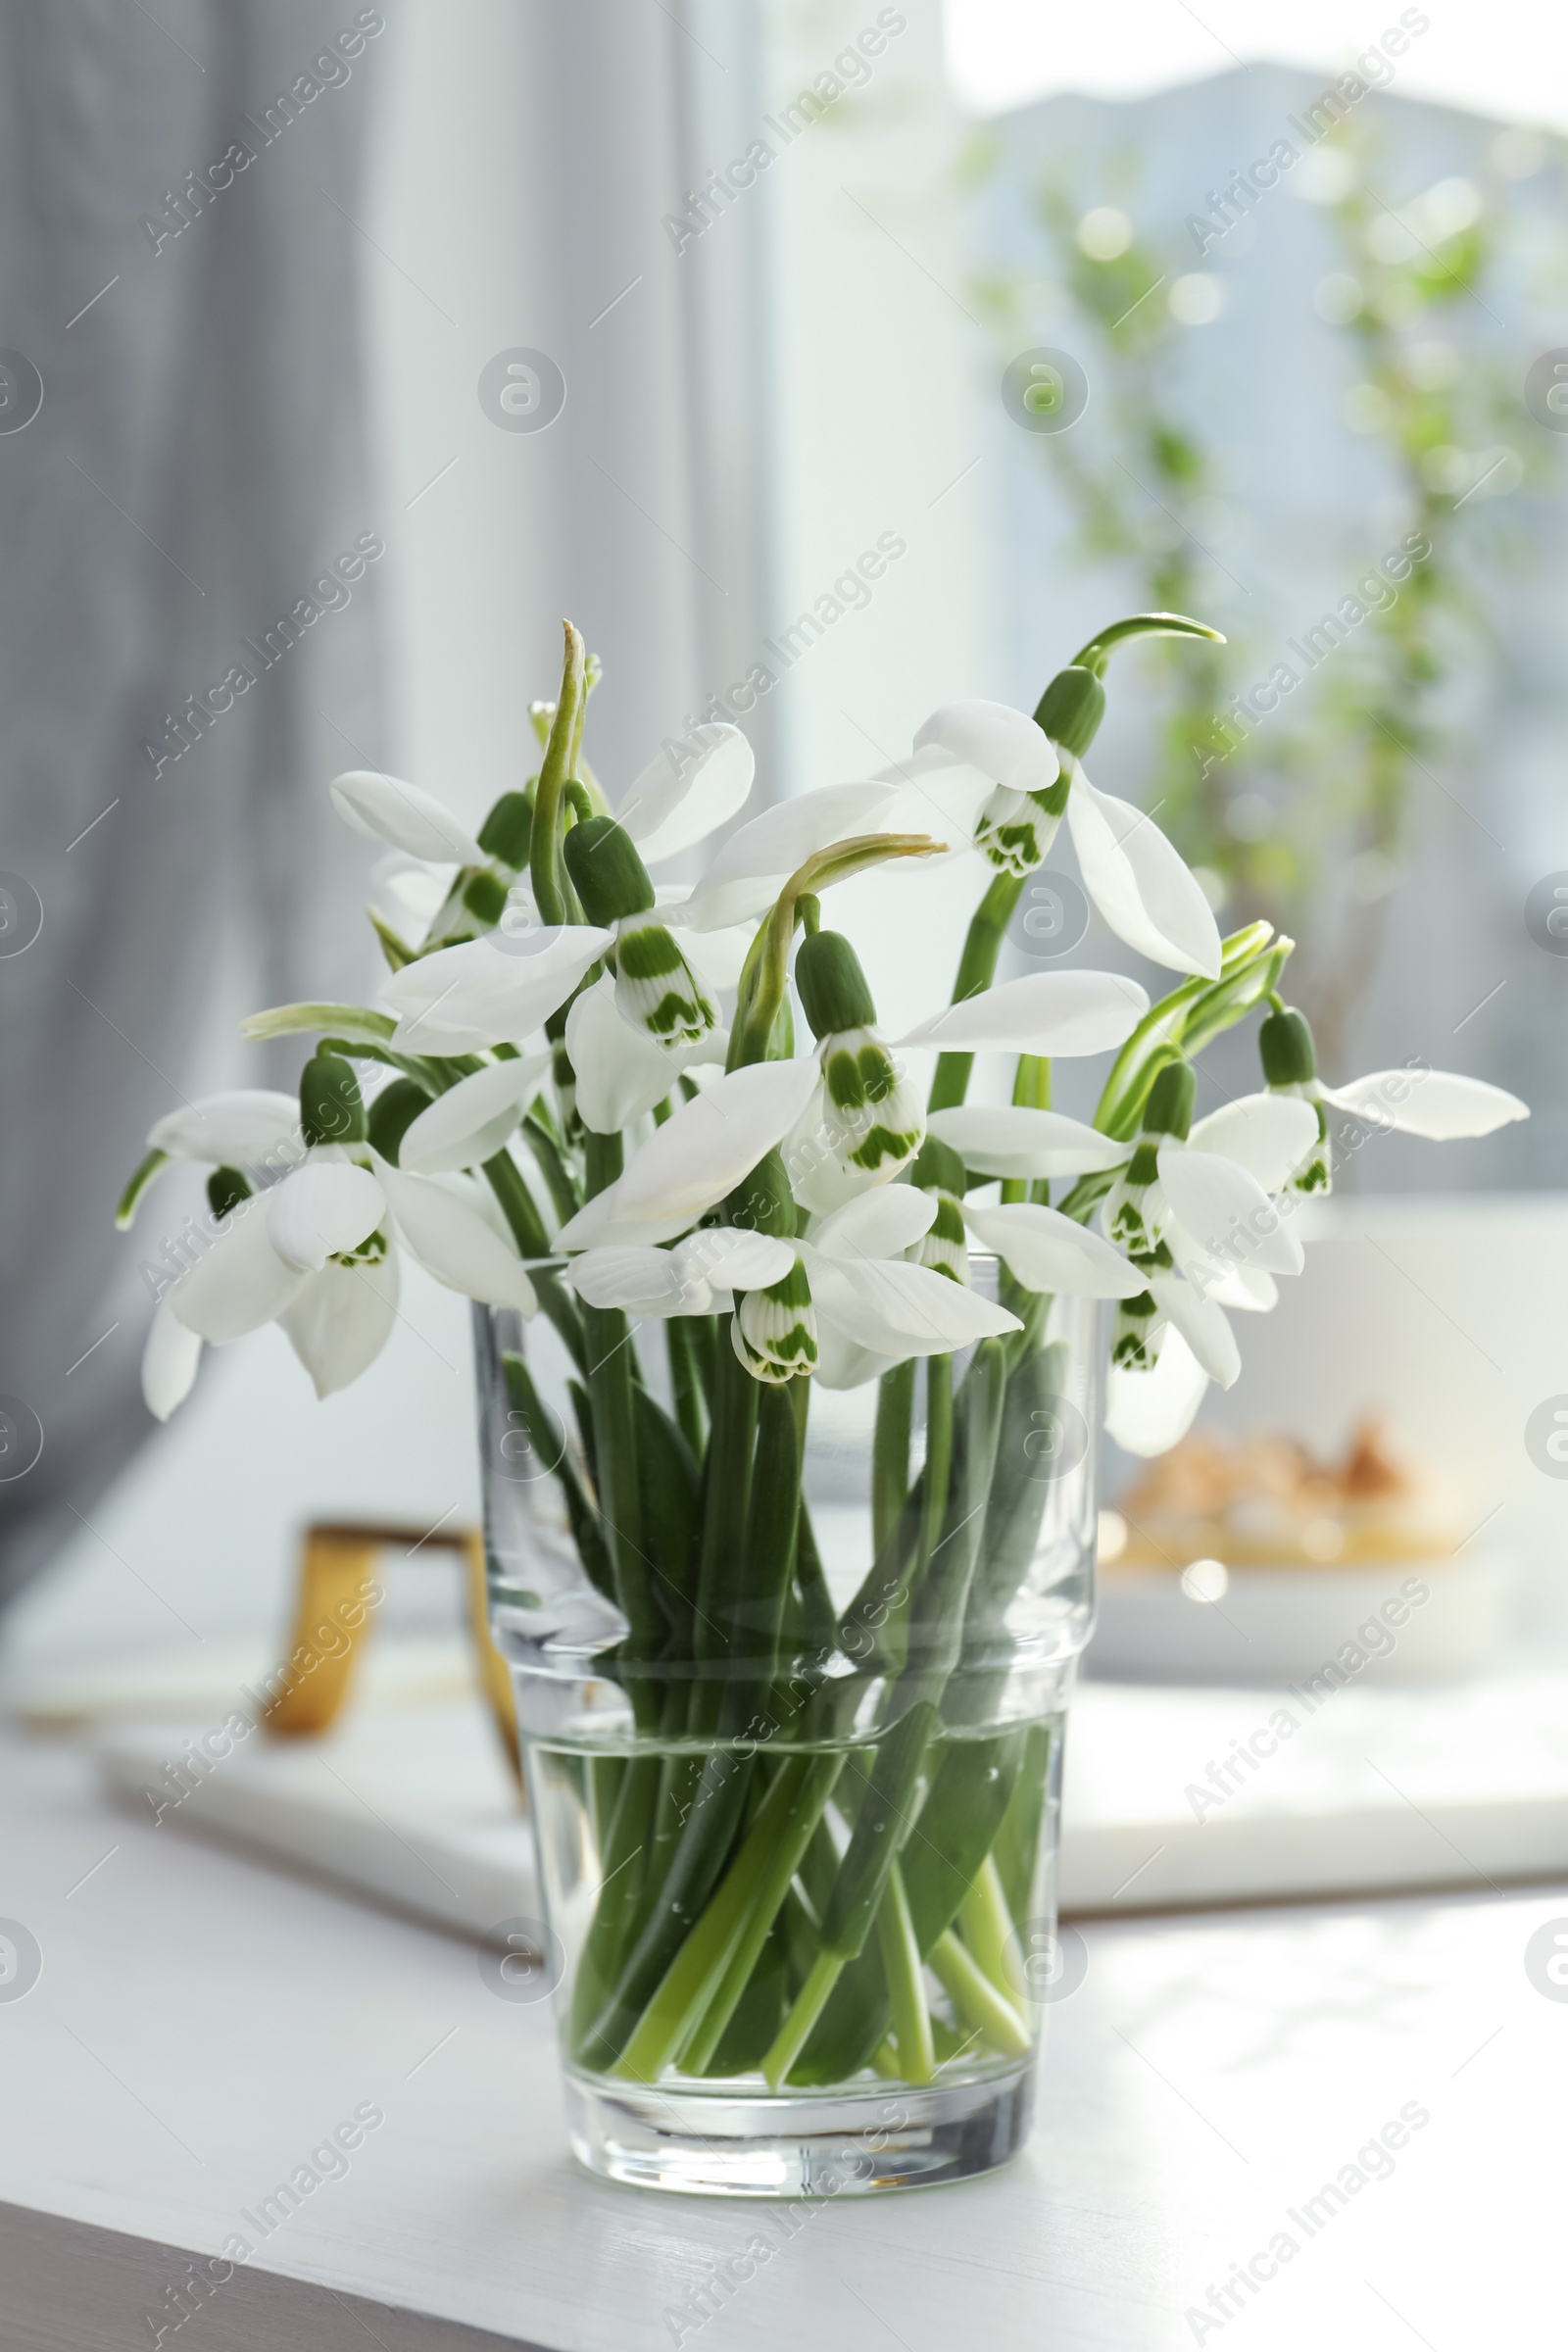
1259 1004 1331 1195
788 929 925 1212
1259 999 1528 1197
907 1135 970 1284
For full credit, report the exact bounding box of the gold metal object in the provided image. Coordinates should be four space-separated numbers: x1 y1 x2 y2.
262 1521 519 1783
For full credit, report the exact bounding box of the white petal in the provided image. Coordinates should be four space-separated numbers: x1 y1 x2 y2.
663 916 756 991
369 853 454 940
141 1300 202 1420
562 1246 682 1314
279 1250 400 1398
1065 765 1222 978
671 1025 730 1072
1187 1092 1320 1192
381 927 612 1050
673 1227 796 1294
168 1204 310 1343
148 1091 302 1167
1105 1327 1209 1456
266 1162 386 1275
869 740 997 843
1151 1273 1242 1388
558 1057 822 1250
615 724 755 864
964 1202 1147 1298
912 700 1059 794
399 1054 552 1174
896 969 1149 1057
1156 1142 1303 1279
378 1164 537 1312
562 976 680 1133
926 1105 1128 1181
329 769 486 865
805 1250 1021 1356
812 1323 901 1391
1319 1068 1530 1142
678 783 902 932
810 1186 938 1261
783 1088 896 1218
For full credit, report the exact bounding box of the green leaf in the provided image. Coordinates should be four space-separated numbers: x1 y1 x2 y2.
369 910 416 972
241 1002 397 1047
115 1147 171 1230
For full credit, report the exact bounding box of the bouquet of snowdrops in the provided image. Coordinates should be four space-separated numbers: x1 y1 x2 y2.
116 612 1525 2100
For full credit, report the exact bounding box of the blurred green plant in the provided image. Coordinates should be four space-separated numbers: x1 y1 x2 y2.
967 121 1552 1063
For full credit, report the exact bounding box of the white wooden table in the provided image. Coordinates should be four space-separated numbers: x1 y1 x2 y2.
1 1724 1562 2350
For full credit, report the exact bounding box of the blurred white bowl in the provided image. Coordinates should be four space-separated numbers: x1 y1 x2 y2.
1087 1550 1519 1686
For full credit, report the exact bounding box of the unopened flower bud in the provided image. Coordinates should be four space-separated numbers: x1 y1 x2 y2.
300 1052 367 1148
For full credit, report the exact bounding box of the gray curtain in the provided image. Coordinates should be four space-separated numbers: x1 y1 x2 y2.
471 0 779 809
0 2 391 1610
0 0 782 1617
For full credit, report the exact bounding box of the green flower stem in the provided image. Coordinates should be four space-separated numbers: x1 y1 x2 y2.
1091 920 1280 1141
793 1502 839 1661
954 1345 1068 1721
530 621 586 926
872 1360 915 1561
717 1380 803 1739
958 1857 1027 2007
900 1340 1007 1710
813 1701 934 1962
475 1142 549 1253
1003 1054 1051 1205
615 1754 814 2083
929 1931 1030 2058
688 1338 760 1735
777 1348 1003 2081
914 1353 955 1611
1071 612 1224 671
520 1112 580 1226
789 1727 1027 2085
500 1352 612 1600
665 1314 707 1456
677 1751 844 2077
763 1948 846 2089
992 1722 1054 1921
568 1755 662 2054
578 1332 765 2071
580 1134 659 1713
480 1150 585 1377
927 873 1025 1112
730 835 944 1071
580 1740 758 2072
876 1862 935 2085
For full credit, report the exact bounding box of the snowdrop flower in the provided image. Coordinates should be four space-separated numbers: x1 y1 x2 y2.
874 699 1222 979
332 716 756 951
1258 1004 1528 1195
1101 1059 1315 1366
782 930 927 1216
331 771 535 956
380 815 727 1091
557 1058 826 1251
1093 1061 1320 1453
121 1055 539 1420
564 1160 1021 1390
907 1137 1148 1302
